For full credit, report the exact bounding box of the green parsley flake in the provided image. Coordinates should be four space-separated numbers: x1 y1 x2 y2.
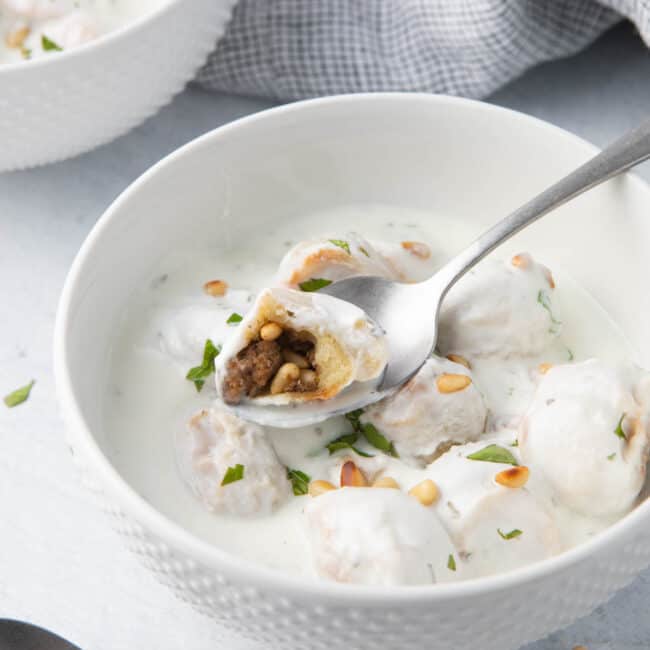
537 289 562 332
4 380 35 408
497 528 523 540
511 440 519 447
607 453 616 461
186 339 220 391
466 444 518 466
329 239 351 254
358 245 370 257
614 413 627 440
221 464 245 486
567 347 575 361
299 278 332 292
447 554 457 571
360 422 398 457
287 468 311 495
325 432 373 457
41 34 62 51
226 312 243 324
345 409 364 430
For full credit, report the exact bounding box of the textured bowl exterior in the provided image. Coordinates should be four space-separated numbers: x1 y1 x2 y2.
55 94 650 649
0 0 235 171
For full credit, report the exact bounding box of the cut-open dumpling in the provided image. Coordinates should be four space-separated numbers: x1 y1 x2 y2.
304 487 458 585
438 253 560 358
361 356 487 465
175 406 291 516
215 287 388 405
428 437 562 579
520 359 650 518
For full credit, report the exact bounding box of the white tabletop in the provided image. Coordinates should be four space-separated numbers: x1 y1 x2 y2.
2 22 650 650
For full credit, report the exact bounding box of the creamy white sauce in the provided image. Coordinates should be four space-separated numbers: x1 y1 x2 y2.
103 204 637 580
0 0 162 64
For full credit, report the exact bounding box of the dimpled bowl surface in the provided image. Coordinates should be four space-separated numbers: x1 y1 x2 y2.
54 94 650 649
0 0 236 171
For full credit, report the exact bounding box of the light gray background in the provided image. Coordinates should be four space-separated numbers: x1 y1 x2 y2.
1 21 649 650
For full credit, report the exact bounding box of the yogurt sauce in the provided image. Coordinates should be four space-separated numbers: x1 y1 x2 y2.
103 204 635 579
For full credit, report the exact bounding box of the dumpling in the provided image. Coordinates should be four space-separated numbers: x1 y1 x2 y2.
371 239 435 282
438 253 560 358
304 486 458 585
361 356 487 464
428 437 562 579
274 233 396 288
215 287 388 405
175 406 291 516
519 359 650 518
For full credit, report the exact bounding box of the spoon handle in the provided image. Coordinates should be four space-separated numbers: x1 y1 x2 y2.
430 118 650 297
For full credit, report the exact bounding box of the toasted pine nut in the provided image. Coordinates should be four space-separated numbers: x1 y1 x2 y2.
299 368 318 391
409 479 439 506
538 363 553 375
372 476 400 489
340 460 368 487
401 241 431 259
203 279 228 297
572 646 588 650
6 24 29 48
544 267 556 289
281 348 309 368
446 353 471 369
436 373 472 393
260 321 283 341
308 480 336 497
511 253 530 269
495 466 529 488
270 362 300 394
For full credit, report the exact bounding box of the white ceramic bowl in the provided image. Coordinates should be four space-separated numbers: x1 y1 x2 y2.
0 0 235 172
54 94 650 649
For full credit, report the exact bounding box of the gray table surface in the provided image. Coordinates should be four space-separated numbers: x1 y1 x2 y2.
2 20 650 650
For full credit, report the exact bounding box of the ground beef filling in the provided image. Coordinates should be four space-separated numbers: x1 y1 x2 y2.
223 327 319 404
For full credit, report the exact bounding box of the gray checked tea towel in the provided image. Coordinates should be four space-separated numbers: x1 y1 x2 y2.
197 0 650 101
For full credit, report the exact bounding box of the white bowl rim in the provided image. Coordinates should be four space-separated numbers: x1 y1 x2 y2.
54 92 650 603
0 0 184 73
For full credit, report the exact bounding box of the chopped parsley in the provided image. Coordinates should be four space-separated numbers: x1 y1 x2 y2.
41 34 62 51
329 239 351 254
221 464 244 486
466 444 518 466
607 453 616 461
298 278 332 292
447 554 457 571
325 432 373 457
226 312 243 324
511 440 519 447
4 380 35 408
567 347 575 361
358 245 370 257
287 468 311 495
344 409 398 457
497 528 523 540
537 289 562 332
186 339 220 391
614 413 627 440
345 409 364 429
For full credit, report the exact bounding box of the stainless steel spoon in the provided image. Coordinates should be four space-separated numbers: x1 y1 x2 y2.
233 118 650 428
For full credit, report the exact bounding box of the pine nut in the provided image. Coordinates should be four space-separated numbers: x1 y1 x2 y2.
270 362 300 394
511 253 530 269
299 368 318 391
281 348 309 367
538 363 553 374
436 373 472 393
372 476 400 489
495 466 529 488
401 241 431 259
6 24 29 48
308 480 336 497
409 479 439 506
544 267 556 289
340 460 368 487
446 353 471 369
203 279 228 297
260 321 283 341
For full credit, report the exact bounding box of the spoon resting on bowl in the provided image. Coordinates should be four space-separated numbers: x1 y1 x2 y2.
232 117 650 428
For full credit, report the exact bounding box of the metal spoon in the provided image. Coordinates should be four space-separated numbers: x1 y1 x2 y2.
234 118 650 428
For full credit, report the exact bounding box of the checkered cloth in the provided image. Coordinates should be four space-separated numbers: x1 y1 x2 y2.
196 0 649 101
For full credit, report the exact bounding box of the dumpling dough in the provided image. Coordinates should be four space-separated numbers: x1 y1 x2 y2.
371 239 435 282
275 233 397 288
2 0 74 18
175 406 291 516
215 287 388 405
428 437 562 579
519 359 650 518
304 487 458 585
438 253 560 358
361 356 487 464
